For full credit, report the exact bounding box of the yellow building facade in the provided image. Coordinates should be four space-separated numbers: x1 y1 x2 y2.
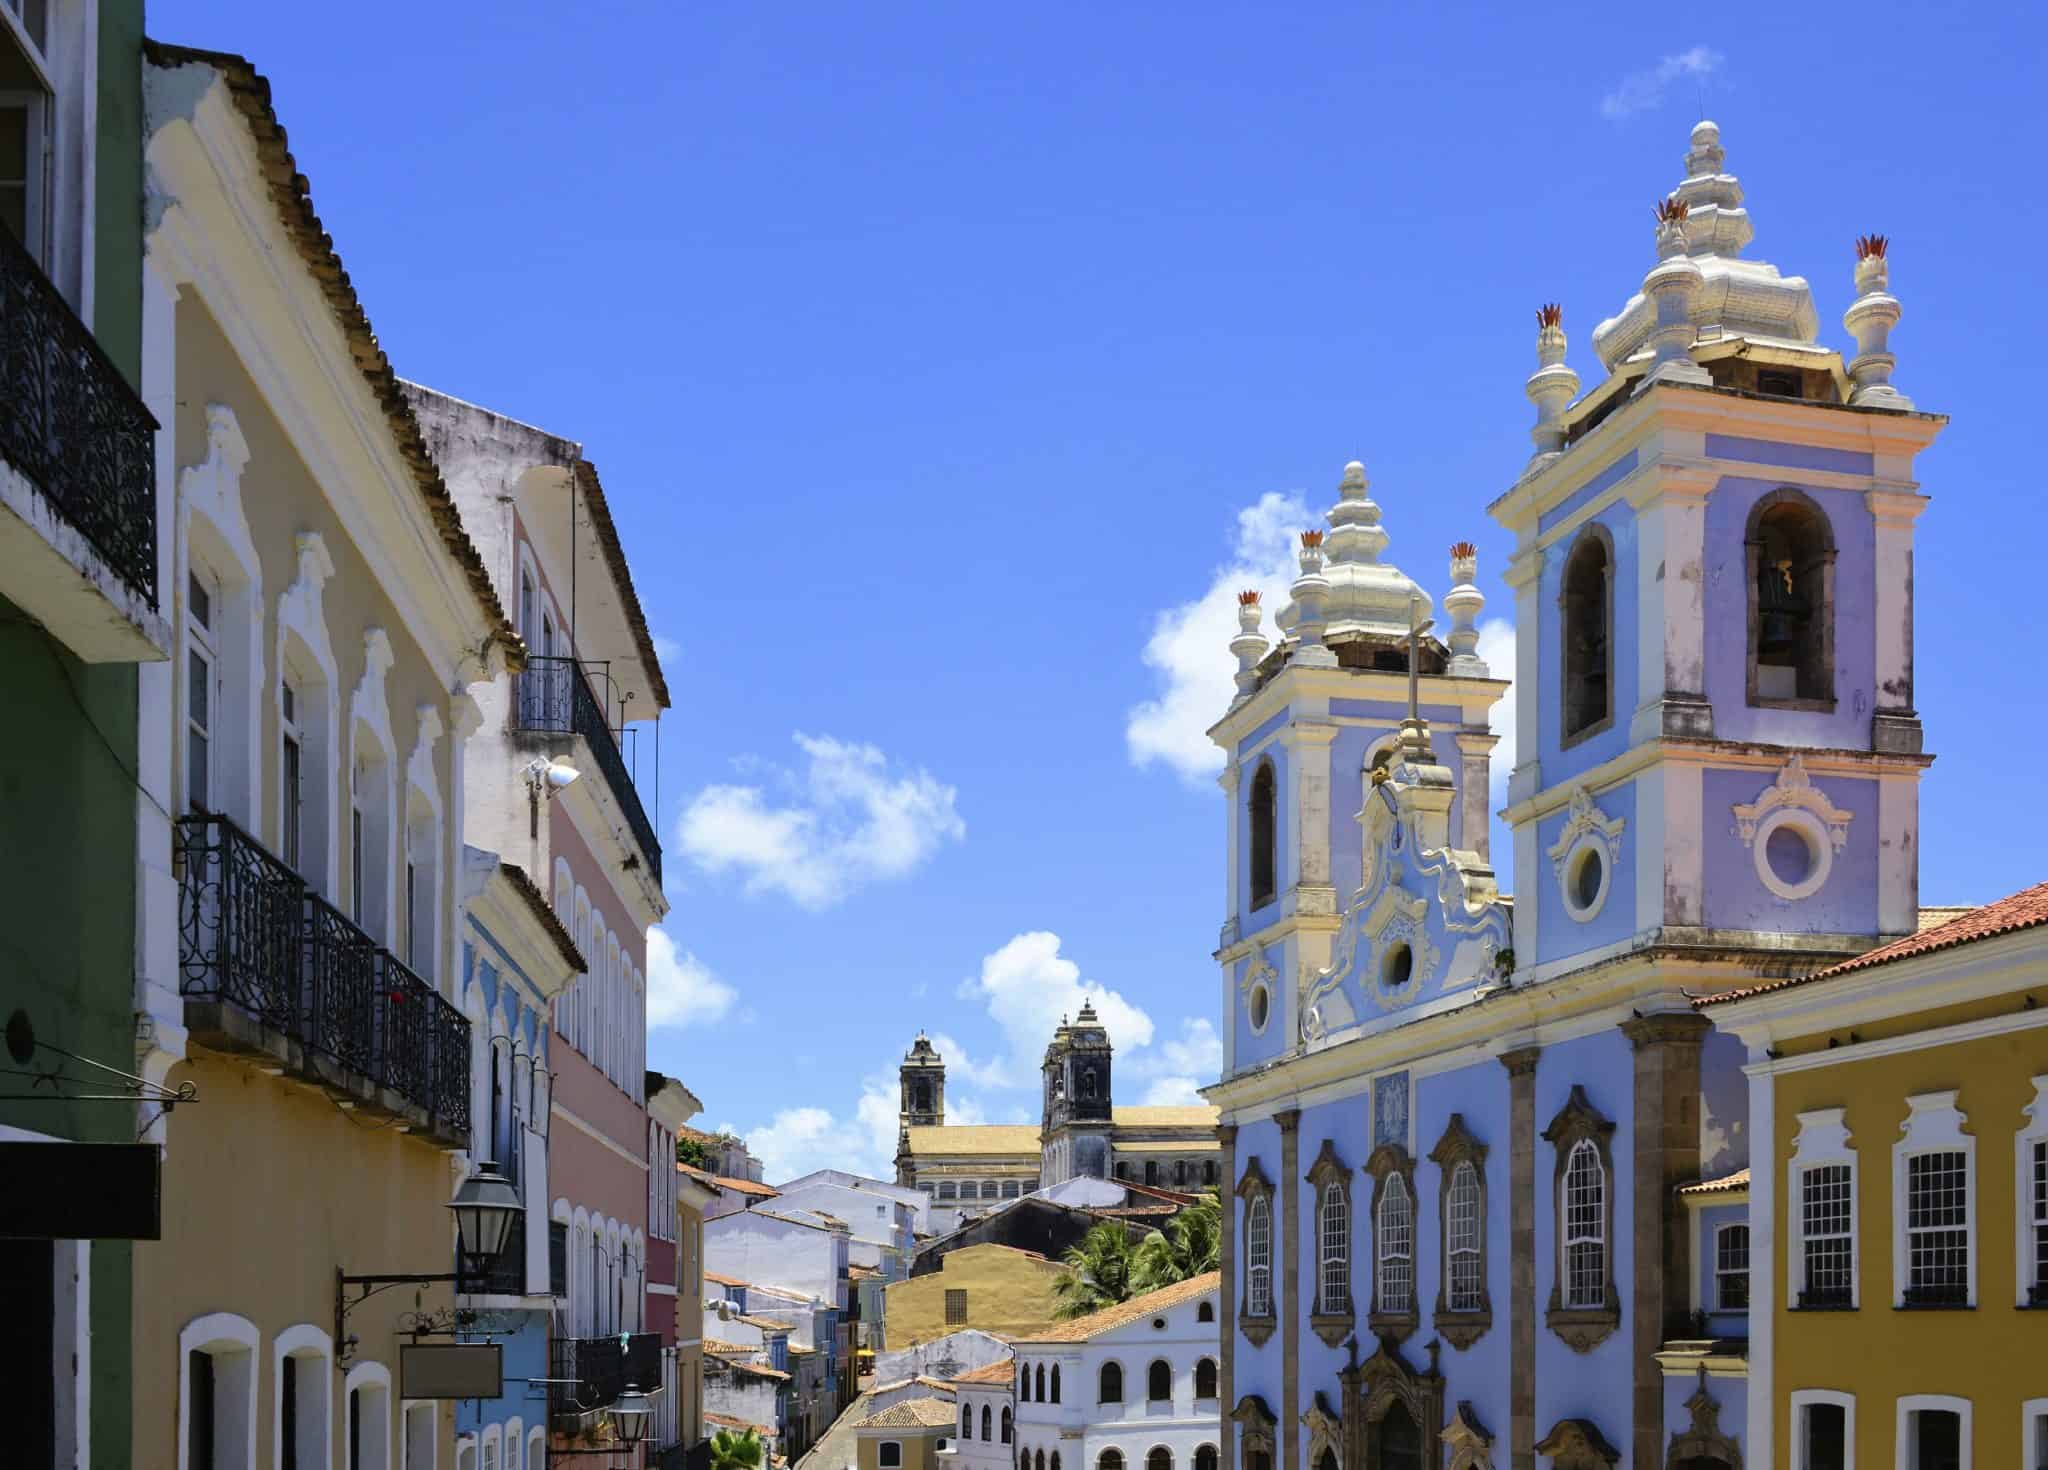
854 1396 957 1470
884 1243 1075 1345
1709 883 2048 1469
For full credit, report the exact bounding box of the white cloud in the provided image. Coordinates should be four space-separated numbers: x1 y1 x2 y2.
1477 617 1517 805
1600 46 1722 121
1140 1075 1209 1107
1128 1017 1223 1106
645 926 736 1029
729 1076 900 1183
1127 491 1312 783
956 931 1156 1087
676 733 965 910
652 633 682 668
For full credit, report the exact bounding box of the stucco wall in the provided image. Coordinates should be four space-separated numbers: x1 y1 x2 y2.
886 1246 1072 1345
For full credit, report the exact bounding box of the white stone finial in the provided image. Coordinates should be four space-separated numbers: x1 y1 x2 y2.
1443 543 1487 676
1289 531 1338 668
1229 590 1270 705
1324 459 1389 567
1844 234 1912 409
1685 120 1725 178
1637 199 1712 390
1526 303 1579 459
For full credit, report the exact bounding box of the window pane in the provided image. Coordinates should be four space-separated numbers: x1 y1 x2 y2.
1376 1174 1412 1313
1913 1409 1961 1470
1716 1224 1750 1310
1803 1404 1845 1470
1905 1151 1969 1303
1447 1162 1482 1311
1800 1164 1854 1305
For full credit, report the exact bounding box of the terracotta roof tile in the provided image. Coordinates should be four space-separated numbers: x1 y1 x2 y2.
1677 1168 1750 1196
1015 1271 1220 1343
951 1359 1018 1386
497 862 587 974
706 1412 775 1436
1703 880 2048 1005
856 1397 960 1430
705 1270 750 1288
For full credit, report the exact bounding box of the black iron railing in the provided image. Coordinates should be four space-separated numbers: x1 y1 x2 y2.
1795 1286 1853 1310
478 1213 528 1296
510 655 662 883
0 217 158 606
1901 1283 1969 1308
549 1335 626 1427
622 1331 663 1391
177 812 470 1137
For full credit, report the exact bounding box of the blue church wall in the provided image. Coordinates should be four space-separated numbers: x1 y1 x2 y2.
1413 1060 1512 1430
1529 780 1638 968
1692 1199 1751 1335
1698 1029 1747 1179
1295 1097 1363 1396
1535 448 1639 539
1231 950 1285 1069
1532 1031 1636 1442
1537 503 1641 786
1698 767 1879 934
1229 1116 1285 1412
1704 433 1873 478
1235 739 1290 930
1701 474 1877 749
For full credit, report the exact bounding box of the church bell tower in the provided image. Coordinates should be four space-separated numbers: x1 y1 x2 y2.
894 1032 945 1185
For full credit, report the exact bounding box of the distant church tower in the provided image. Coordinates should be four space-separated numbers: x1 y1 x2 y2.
894 1032 945 1185
1039 1001 1114 1185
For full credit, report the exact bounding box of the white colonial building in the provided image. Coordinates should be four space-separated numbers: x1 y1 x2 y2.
946 1359 1018 1470
1011 1275 1223 1470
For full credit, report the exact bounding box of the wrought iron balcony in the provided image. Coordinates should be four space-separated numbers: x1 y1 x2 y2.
0 217 158 607
176 812 470 1143
549 1335 626 1428
622 1330 663 1392
510 654 662 883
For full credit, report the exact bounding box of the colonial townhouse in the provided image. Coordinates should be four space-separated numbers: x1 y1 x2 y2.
1706 883 2048 1469
1010 1275 1223 1470
0 1 156 1464
704 1207 856 1420
404 384 672 1464
677 1163 718 1458
453 853 586 1470
647 1072 708 1459
947 1358 1019 1470
1207 120 1950 1470
131 40 525 1470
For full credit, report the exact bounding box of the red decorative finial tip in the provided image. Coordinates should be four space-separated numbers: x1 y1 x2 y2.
1654 198 1690 225
1449 541 1477 560
1237 589 1261 607
1299 530 1325 549
1536 303 1563 330
1856 233 1889 260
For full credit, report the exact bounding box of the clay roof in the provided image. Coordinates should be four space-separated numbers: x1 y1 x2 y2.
706 1343 757 1356
1703 880 2048 1005
730 1314 792 1333
848 1264 880 1279
1111 1106 1220 1129
751 1209 850 1234
497 862 587 974
903 1125 1040 1156
571 458 671 708
700 1175 779 1198
704 1270 750 1288
711 1357 789 1381
1678 1168 1750 1197
139 42 523 670
706 1412 775 1436
951 1359 1018 1386
1917 905 1976 932
1016 1271 1220 1343
856 1397 961 1431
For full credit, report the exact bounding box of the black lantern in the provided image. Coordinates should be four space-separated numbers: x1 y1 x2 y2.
611 1387 654 1446
449 1160 521 1271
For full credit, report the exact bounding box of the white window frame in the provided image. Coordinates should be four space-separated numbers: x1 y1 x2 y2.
1375 1172 1413 1314
185 567 221 815
177 1311 260 1470
1788 1107 1859 1309
1446 1161 1483 1313
0 87 48 266
280 676 304 871
273 1324 334 1470
2016 1075 2048 1307
1890 1091 1975 1309
1560 1139 1605 1310
401 1400 437 1470
1714 1222 1750 1312
2022 1399 2048 1470
1316 1179 1348 1313
1788 1389 1855 1470
1244 1193 1272 1317
1894 1394 1970 1470
343 1360 393 1470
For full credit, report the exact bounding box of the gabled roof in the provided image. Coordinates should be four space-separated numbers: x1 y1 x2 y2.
1678 1168 1750 1197
1110 1106 1221 1129
706 1412 776 1436
498 862 586 973
903 1125 1039 1156
705 1270 750 1288
951 1359 1017 1386
1016 1271 1220 1343
710 1356 789 1382
1703 880 2048 1005
856 1397 960 1430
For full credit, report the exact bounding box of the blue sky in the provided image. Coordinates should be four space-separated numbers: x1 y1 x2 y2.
153 2 2048 1179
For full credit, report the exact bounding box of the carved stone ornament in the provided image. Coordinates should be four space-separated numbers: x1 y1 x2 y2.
1302 1392 1342 1470
1231 1393 1278 1466
1341 1336 1444 1470
1305 1140 1355 1344
1545 786 1626 879
1535 1418 1621 1470
1428 1114 1493 1349
1665 1368 1742 1469
1730 754 1852 851
1541 1086 1620 1352
1361 1143 1420 1342
1442 1402 1494 1470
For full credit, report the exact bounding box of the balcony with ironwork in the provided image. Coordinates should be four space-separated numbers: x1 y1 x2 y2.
547 1332 665 1433
510 654 662 883
175 811 470 1147
0 219 164 662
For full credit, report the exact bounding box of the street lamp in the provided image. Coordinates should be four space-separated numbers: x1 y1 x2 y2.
610 1386 654 1447
336 1160 522 1363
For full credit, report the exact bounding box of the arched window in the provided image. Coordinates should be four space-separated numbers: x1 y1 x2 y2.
1018 1364 1030 1402
1148 1449 1173 1470
1747 490 1836 706
1447 1161 1484 1312
962 1406 972 1439
1248 760 1277 909
1036 1449 1047 1470
1245 1194 1273 1316
983 1181 1001 1201
880 1445 902 1469
1050 1365 1061 1403
1560 526 1613 741
1204 1161 1217 1186
1079 1071 1097 1100
1375 1173 1413 1315
1001 1409 1013 1444
1100 1453 1124 1470
1563 1139 1607 1309
982 1406 993 1441
1099 1361 1124 1404
1035 1364 1047 1403
938 1181 957 1201
1195 1449 1218 1470
1147 1360 1171 1403
1196 1301 1215 1323
1052 1454 1062 1470
1316 1453 1336 1470
1194 1358 1218 1400
1316 1179 1349 1314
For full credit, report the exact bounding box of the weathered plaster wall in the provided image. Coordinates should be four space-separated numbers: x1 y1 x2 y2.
1531 780 1639 966
1699 767 1879 934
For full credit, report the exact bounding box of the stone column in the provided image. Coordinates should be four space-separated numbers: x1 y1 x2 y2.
1219 1123 1239 1470
1500 1047 1541 1470
1277 1108 1302 1470
1621 1014 1711 1470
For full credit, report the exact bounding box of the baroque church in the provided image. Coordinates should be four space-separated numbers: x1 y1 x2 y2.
1209 121 1962 1470
893 1006 1223 1203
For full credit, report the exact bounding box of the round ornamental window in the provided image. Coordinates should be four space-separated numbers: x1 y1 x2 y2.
1381 942 1414 990
1247 982 1271 1034
1558 833 1612 922
1753 807 1833 901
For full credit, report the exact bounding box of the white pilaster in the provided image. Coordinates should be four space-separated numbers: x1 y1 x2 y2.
1746 1053 1776 1470
1867 485 1927 719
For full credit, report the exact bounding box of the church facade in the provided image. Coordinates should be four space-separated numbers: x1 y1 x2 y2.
1205 120 2042 1470
894 1010 1223 1202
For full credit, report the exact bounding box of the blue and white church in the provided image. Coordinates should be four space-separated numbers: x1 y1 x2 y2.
1206 121 1943 1470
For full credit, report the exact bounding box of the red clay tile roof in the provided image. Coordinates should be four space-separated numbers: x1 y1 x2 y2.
951 1359 1017 1386
498 862 587 974
704 1270 750 1288
1703 880 2048 1005
706 1412 775 1436
1677 1168 1750 1196
719 1177 782 1198
856 1397 959 1431
1016 1271 1220 1343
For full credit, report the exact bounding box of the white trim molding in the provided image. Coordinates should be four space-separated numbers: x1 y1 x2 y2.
1894 1394 1970 1470
177 1311 260 1470
344 1359 395 1470
272 1323 335 1470
1890 1091 1975 1309
2017 1076 2048 1308
1787 1107 1858 1310
1731 755 1852 902
1788 1389 1855 1470
1547 786 1623 924
2022 1399 2048 1470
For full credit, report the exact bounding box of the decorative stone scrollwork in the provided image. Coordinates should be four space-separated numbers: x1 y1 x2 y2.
1340 1337 1444 1470
1546 787 1625 923
1535 1418 1620 1470
1731 754 1853 900
1302 1392 1342 1470
1442 1402 1494 1470
1231 1394 1277 1470
1665 1368 1742 1469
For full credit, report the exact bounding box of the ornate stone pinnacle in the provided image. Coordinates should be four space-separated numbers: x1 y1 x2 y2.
1845 233 1911 409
